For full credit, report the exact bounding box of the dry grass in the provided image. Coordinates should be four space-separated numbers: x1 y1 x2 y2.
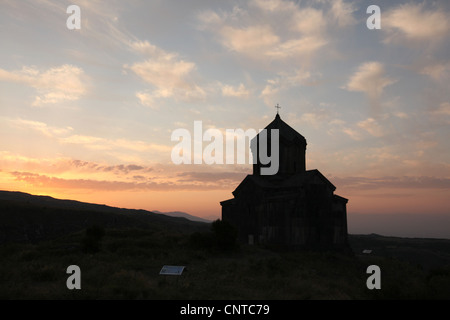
1 227 449 300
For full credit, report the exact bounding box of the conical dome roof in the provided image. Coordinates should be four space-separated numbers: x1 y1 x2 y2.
263 114 306 144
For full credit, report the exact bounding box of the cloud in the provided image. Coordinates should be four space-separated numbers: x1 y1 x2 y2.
63 159 149 176
177 171 245 183
357 118 384 138
250 0 297 13
59 134 172 154
430 102 450 124
98 164 148 175
420 61 450 82
433 102 450 116
295 109 332 129
198 0 334 63
0 64 87 106
221 83 250 98
0 152 154 178
383 3 450 43
291 6 327 35
126 40 206 103
261 69 317 104
265 37 327 60
129 42 196 86
219 25 280 56
342 127 363 141
8 118 73 137
344 62 396 115
328 0 357 27
8 168 240 192
59 135 107 150
9 171 165 192
333 175 450 191
136 91 158 109
1 0 136 48
300 113 326 129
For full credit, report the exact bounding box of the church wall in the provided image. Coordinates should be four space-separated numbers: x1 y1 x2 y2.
222 182 349 248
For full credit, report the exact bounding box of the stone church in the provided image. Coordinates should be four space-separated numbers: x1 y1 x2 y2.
221 112 349 250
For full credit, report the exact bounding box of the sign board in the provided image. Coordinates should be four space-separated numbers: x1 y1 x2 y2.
362 249 372 254
159 265 185 276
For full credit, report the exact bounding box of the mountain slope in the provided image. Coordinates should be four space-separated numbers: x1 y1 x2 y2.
152 210 212 223
0 190 209 244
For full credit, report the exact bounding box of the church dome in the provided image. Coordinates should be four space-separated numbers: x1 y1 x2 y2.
251 113 307 175
263 113 306 145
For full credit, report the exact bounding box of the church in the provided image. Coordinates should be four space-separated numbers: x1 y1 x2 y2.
220 110 349 250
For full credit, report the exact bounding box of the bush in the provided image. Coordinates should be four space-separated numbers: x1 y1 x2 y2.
188 220 238 251
189 231 214 250
211 219 238 251
81 225 105 253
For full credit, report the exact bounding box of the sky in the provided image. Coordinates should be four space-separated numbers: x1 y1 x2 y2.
0 0 449 238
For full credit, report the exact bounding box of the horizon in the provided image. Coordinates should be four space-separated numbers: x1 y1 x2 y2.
2 189 449 240
1 1 449 239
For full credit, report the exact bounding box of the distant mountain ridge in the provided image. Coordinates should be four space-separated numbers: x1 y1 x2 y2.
152 210 212 223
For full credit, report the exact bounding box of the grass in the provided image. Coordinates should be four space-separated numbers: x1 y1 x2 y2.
1 226 449 300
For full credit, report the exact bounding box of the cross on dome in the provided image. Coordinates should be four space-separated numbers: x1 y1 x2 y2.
275 103 281 115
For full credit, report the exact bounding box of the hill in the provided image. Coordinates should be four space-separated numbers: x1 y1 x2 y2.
349 233 450 271
151 210 212 223
0 190 449 300
0 190 209 244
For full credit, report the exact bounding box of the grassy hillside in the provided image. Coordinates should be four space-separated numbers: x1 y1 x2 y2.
0 191 449 300
349 234 450 271
1 226 449 300
0 191 208 243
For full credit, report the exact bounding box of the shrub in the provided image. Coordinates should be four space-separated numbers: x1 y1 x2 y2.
188 220 238 251
211 219 238 251
85 225 105 239
81 225 105 254
189 231 214 250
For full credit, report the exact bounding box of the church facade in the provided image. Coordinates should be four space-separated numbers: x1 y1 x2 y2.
221 113 349 250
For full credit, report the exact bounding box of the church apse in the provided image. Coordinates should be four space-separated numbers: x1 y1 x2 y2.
221 111 349 250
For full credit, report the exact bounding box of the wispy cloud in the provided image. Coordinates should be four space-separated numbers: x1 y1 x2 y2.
125 40 206 105
0 65 87 106
9 166 245 192
357 118 385 138
221 83 251 98
261 69 318 105
429 102 450 124
344 62 396 116
8 118 73 137
383 3 450 44
328 0 357 27
333 175 450 190
9 171 175 192
0 152 150 176
177 171 246 183
59 134 172 154
420 61 450 82
433 102 450 116
197 0 353 63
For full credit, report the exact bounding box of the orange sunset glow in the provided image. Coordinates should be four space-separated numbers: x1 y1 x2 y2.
1 0 449 238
